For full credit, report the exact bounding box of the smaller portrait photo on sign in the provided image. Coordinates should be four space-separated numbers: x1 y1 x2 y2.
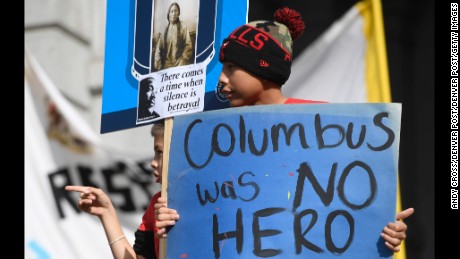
137 76 161 123
151 0 198 72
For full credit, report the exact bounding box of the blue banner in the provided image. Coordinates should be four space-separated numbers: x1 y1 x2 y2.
166 103 400 258
101 0 248 133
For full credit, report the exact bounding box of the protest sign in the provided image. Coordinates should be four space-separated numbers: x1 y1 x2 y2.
166 103 400 258
101 0 248 133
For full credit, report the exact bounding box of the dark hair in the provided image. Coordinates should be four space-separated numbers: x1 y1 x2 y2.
167 2 180 22
140 77 154 91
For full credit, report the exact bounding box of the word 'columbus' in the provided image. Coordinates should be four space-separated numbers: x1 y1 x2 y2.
184 112 395 169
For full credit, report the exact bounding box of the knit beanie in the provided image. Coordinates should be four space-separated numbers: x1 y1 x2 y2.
219 7 305 86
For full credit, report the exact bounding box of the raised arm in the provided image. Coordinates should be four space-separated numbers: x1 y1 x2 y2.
65 185 138 259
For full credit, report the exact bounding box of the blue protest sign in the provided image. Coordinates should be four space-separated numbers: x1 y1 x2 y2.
166 103 401 258
101 0 248 133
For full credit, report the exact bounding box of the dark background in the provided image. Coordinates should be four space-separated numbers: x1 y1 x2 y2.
249 0 435 258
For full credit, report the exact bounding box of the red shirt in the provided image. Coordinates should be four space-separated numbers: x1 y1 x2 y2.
135 191 161 259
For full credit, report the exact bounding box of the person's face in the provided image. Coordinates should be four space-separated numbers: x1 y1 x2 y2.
145 79 155 108
168 5 179 23
150 134 164 184
218 61 265 107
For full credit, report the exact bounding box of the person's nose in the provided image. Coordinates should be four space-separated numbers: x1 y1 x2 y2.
218 72 230 94
151 159 159 178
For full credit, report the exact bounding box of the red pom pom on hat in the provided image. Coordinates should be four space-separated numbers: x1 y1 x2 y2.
274 7 305 40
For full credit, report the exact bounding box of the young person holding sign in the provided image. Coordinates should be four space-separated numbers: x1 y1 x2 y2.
65 122 169 259
154 7 414 254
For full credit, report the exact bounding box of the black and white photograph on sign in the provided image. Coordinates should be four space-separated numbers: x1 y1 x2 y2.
137 76 161 122
151 0 198 72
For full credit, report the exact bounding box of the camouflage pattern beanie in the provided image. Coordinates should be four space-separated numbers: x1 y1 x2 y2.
219 7 305 85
